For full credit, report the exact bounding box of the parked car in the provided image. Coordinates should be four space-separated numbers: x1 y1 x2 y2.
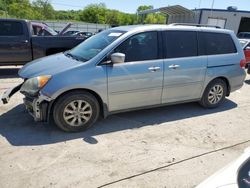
239 39 250 71
97 28 105 33
31 22 59 36
196 147 250 188
63 30 80 36
73 31 93 38
2 24 246 132
0 19 85 65
238 32 250 39
239 39 250 62
31 22 72 36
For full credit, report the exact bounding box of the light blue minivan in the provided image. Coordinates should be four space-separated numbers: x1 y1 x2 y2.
2 24 247 132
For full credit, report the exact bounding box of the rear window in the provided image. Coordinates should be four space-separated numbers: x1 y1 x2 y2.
164 31 198 58
0 21 24 36
198 32 237 55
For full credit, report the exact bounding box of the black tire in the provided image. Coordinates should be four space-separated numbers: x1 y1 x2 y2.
199 79 227 108
53 91 100 132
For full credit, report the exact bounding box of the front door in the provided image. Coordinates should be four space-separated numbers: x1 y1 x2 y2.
107 31 164 112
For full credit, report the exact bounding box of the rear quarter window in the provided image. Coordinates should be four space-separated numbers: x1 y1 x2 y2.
198 32 237 55
0 21 24 36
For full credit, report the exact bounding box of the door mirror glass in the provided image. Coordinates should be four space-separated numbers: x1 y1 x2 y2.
111 53 125 64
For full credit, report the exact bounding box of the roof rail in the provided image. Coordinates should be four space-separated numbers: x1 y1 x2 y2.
170 23 221 29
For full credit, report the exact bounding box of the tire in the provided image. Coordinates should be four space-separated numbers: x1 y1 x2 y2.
53 91 100 132
199 79 227 108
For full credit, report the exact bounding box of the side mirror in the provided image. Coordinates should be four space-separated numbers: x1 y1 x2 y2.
111 53 125 64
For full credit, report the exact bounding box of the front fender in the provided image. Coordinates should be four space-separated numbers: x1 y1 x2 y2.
41 65 108 110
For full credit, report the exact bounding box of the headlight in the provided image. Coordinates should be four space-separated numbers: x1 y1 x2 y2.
20 75 51 95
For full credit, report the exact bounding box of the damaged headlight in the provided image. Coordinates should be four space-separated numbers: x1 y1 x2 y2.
20 75 51 96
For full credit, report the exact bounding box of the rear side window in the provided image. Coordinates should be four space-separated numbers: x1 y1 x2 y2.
198 32 237 55
164 31 198 58
0 21 24 36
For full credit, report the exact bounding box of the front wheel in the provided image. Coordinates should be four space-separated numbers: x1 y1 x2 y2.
199 79 227 108
53 91 100 132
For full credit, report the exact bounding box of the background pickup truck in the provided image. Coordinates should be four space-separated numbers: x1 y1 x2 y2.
0 18 86 65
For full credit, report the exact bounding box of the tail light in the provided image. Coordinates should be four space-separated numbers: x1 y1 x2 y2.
240 59 247 68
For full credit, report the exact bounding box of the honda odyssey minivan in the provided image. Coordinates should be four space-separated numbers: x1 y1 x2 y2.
2 24 246 132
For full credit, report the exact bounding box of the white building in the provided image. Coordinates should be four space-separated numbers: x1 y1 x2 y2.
139 5 250 34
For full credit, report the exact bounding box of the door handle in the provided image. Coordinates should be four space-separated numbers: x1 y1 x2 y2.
148 66 161 72
168 64 180 69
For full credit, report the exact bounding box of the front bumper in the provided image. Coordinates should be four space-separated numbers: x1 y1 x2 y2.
1 83 52 122
23 94 52 122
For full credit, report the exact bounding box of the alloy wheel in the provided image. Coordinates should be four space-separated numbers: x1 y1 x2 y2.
63 100 93 126
208 85 224 104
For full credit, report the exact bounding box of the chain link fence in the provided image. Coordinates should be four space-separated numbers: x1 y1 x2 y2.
43 21 110 33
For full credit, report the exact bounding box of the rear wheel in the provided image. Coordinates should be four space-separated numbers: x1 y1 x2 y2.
53 91 100 132
199 79 227 108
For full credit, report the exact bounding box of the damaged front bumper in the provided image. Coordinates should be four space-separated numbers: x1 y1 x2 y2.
1 83 22 104
1 84 52 122
23 94 52 122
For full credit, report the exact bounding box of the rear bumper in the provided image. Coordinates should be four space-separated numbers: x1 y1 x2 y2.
23 94 52 122
231 82 244 93
230 69 247 93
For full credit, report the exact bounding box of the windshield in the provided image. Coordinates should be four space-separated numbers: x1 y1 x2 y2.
68 30 126 62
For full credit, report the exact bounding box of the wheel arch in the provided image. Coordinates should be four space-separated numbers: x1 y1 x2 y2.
48 88 107 120
206 76 231 96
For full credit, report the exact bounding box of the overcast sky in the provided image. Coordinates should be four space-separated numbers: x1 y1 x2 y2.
49 0 250 13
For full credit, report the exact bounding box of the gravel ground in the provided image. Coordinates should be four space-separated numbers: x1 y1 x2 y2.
0 67 250 188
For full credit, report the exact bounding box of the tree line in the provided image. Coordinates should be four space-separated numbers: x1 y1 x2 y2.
0 0 166 25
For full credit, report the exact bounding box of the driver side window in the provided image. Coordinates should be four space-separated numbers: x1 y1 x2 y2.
114 31 158 62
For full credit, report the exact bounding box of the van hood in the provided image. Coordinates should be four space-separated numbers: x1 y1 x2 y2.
19 53 80 78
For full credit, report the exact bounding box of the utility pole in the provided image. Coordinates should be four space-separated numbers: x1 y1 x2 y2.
210 0 215 17
198 0 202 8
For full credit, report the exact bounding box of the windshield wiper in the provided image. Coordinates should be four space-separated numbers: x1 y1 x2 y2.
64 52 81 61
64 52 89 62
